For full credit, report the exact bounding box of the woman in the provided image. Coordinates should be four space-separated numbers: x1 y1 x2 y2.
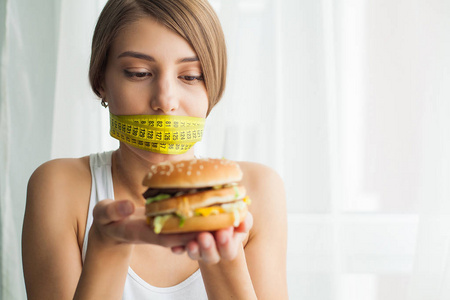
22 0 288 299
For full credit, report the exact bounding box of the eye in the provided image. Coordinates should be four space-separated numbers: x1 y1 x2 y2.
123 70 152 79
179 74 204 83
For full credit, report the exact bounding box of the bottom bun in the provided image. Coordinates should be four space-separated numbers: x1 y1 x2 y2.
148 205 248 234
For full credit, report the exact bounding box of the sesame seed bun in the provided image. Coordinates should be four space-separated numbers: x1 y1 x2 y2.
142 158 243 188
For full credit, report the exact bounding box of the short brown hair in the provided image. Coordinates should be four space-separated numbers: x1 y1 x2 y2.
89 0 227 115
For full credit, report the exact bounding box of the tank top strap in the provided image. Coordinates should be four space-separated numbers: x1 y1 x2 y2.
82 151 114 262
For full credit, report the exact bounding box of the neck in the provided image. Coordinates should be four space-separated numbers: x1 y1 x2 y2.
111 143 196 205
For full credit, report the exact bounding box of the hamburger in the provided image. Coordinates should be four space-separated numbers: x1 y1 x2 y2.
143 158 250 234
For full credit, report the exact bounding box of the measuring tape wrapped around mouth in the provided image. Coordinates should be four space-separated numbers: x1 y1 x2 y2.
110 113 205 154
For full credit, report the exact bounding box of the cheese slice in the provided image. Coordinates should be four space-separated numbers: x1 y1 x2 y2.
194 206 225 217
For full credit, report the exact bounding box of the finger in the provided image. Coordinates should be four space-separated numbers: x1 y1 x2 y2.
198 232 220 264
171 246 186 255
187 240 201 260
119 216 199 246
91 202 200 246
215 227 237 261
93 199 135 225
235 212 253 233
150 231 199 248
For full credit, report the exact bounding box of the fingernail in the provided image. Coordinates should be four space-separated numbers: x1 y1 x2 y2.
219 234 228 245
203 238 212 249
190 246 198 255
172 246 185 255
119 201 133 216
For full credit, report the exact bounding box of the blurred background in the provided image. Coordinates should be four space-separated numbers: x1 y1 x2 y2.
1 0 450 299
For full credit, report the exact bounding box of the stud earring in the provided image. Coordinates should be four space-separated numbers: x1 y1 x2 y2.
101 99 108 108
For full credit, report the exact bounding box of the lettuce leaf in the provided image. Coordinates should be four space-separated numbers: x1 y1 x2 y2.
153 215 171 234
178 216 186 228
146 194 171 204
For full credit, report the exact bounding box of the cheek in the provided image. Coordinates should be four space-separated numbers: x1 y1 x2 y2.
201 95 210 117
104 69 124 103
104 72 150 114
185 88 209 118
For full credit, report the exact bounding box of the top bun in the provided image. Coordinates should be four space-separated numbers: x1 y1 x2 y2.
142 158 243 188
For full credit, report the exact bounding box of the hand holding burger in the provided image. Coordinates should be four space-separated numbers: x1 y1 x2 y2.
143 158 251 234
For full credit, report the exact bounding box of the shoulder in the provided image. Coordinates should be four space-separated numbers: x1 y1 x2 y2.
237 161 284 194
26 156 92 240
28 156 91 190
27 156 92 216
237 161 286 236
238 161 285 211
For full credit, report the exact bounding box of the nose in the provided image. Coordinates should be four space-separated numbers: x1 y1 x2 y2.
150 73 179 114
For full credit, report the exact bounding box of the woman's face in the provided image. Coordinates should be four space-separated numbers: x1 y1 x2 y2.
102 17 208 118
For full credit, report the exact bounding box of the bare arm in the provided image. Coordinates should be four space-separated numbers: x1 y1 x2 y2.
22 159 137 300
196 221 258 299
243 163 288 299
180 162 288 299
22 159 88 299
23 159 199 300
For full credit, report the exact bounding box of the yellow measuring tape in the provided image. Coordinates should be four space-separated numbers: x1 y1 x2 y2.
110 113 205 154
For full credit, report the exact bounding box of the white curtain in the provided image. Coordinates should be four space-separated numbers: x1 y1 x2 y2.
1 0 449 299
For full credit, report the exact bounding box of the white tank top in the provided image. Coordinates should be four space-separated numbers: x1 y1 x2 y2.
82 151 208 299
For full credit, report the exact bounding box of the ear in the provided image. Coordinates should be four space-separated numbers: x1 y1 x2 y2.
97 83 106 99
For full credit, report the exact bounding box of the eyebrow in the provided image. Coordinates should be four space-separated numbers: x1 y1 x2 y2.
118 51 155 62
177 56 199 63
117 51 199 64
